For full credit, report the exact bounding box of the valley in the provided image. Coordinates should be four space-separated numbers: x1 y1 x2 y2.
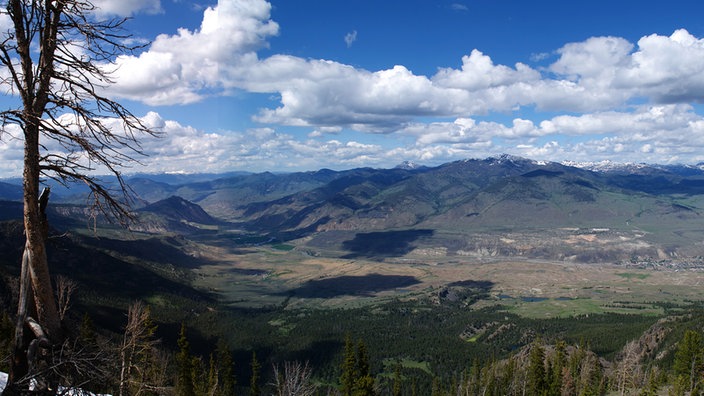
143 227 704 318
4 155 704 393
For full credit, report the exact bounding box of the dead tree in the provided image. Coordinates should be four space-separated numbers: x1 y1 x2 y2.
119 301 159 396
0 1 159 393
272 361 317 396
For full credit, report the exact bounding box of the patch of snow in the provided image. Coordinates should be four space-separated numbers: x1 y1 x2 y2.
0 372 111 395
562 160 650 173
395 160 420 170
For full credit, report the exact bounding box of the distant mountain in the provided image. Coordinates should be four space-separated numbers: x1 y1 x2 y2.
127 171 251 185
395 160 426 170
235 155 586 235
0 182 22 201
6 155 704 262
132 196 218 234
565 159 704 177
196 155 704 263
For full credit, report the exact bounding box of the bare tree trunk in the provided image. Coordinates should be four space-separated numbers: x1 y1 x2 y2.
0 0 158 392
23 131 62 343
4 186 62 395
5 248 32 394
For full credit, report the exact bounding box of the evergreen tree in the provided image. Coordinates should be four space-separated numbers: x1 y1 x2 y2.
356 341 371 379
548 340 566 396
392 364 402 396
192 356 209 396
673 329 703 393
527 339 547 396
218 341 236 396
340 335 357 396
431 376 442 396
638 366 660 396
207 354 219 396
469 358 481 395
250 351 261 396
577 353 603 396
502 355 518 395
78 312 97 347
176 323 196 396
354 341 375 396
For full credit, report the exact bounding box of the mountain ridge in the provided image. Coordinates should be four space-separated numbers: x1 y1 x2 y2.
3 155 704 264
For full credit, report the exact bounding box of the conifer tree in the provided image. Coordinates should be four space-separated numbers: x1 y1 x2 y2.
250 351 261 396
354 341 375 396
176 323 196 396
78 313 97 347
218 341 236 396
469 358 481 395
392 363 402 396
502 355 518 395
639 366 660 396
547 340 566 396
430 376 442 396
673 329 703 393
356 341 370 378
527 339 547 396
340 335 357 396
207 354 219 396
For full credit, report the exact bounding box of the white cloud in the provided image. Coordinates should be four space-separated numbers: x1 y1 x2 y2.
3 102 704 177
9 2 704 174
550 36 633 81
100 0 704 140
617 29 704 102
433 50 540 90
345 31 358 48
92 0 163 17
243 57 471 131
235 31 704 130
109 0 278 105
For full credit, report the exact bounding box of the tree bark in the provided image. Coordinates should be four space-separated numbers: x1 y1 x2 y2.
23 125 62 343
3 186 61 395
5 248 32 395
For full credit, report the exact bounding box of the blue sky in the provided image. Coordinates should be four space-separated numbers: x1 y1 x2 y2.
3 0 704 175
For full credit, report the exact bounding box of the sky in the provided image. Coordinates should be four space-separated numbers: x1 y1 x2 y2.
4 0 704 176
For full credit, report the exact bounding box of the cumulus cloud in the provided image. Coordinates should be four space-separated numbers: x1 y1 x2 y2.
222 30 704 130
242 57 471 131
109 0 278 105
104 0 704 139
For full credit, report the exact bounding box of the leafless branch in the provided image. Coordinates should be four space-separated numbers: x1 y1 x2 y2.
54 275 78 321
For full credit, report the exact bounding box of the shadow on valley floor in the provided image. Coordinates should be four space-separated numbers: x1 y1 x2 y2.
341 229 434 259
279 273 421 298
80 235 212 268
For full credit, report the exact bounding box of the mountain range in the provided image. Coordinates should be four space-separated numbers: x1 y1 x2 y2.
3 154 704 263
